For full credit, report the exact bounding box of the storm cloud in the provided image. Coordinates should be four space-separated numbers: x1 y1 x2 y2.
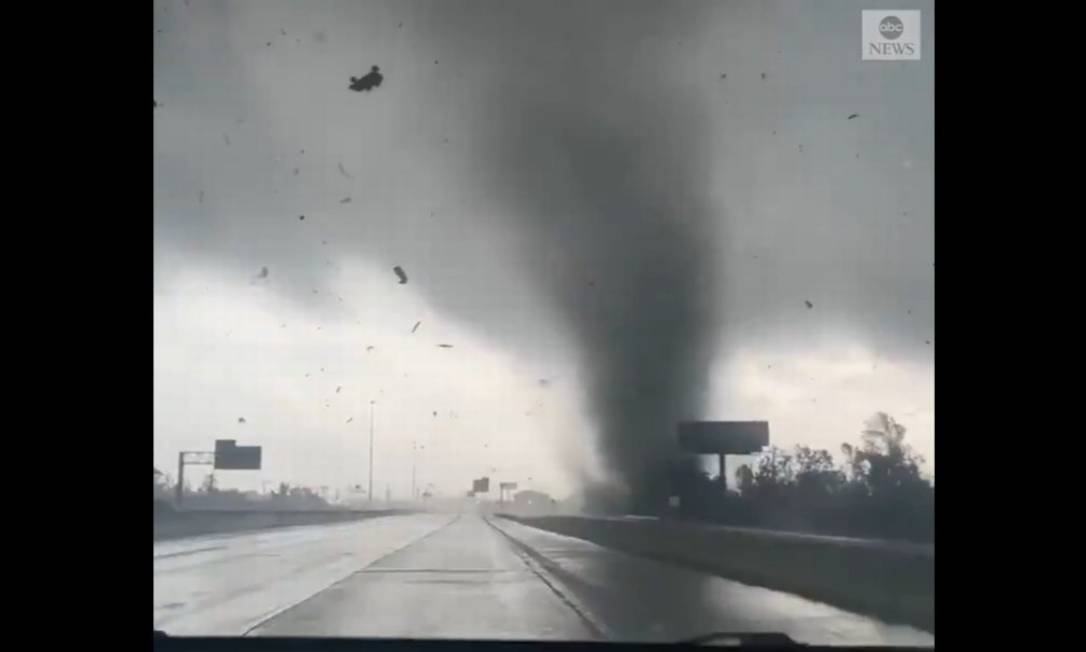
154 0 934 502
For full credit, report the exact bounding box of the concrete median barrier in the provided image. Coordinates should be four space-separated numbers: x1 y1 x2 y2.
153 508 409 541
499 514 933 634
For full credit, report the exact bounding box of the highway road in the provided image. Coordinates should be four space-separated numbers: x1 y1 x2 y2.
153 512 933 645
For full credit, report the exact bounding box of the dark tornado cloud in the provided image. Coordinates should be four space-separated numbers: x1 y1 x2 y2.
486 106 720 508
434 1 724 508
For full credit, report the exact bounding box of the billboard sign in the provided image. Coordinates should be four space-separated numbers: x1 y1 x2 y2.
472 477 490 493
214 439 263 470
500 482 518 491
677 421 769 455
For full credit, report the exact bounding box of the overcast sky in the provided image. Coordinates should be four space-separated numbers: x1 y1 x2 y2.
154 0 934 501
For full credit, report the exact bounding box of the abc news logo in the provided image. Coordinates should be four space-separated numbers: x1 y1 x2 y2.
862 10 921 60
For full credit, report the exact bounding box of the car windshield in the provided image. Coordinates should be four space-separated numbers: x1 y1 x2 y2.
154 0 934 646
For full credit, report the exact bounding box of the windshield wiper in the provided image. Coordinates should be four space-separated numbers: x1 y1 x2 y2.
681 632 804 647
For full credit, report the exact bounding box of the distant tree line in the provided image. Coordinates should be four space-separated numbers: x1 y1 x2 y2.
153 474 336 512
676 412 934 542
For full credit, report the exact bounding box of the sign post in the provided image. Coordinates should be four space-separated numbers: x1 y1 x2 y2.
677 421 769 491
175 440 262 507
499 482 518 504
213 439 262 470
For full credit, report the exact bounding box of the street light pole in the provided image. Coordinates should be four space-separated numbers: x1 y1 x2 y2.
176 451 185 506
412 442 424 500
369 401 375 503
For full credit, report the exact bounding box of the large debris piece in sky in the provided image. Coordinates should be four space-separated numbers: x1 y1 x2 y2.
349 66 384 92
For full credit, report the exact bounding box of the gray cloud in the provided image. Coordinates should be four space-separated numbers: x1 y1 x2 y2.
154 0 934 504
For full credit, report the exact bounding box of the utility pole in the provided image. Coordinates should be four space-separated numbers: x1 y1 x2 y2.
412 441 422 500
369 401 375 503
176 451 185 505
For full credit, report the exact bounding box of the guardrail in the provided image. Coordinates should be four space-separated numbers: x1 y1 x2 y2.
499 514 934 634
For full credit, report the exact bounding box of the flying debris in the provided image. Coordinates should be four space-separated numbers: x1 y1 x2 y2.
223 133 231 146
393 266 408 284
349 66 384 92
805 300 814 309
760 72 767 79
299 215 305 221
254 266 269 280
437 344 454 349
238 417 246 424
538 379 550 387
340 196 351 204
847 113 859 120
433 411 437 417
366 346 375 352
346 417 353 423
336 386 342 393
338 162 353 179
411 321 421 333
